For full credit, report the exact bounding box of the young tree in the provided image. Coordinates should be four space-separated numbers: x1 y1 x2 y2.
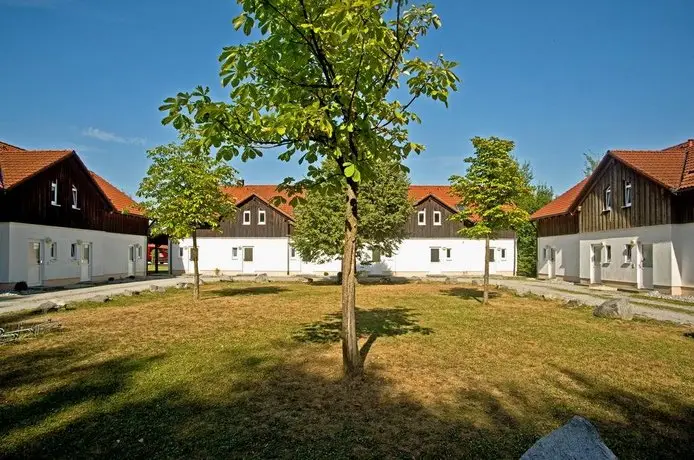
291 160 412 264
159 0 459 377
137 136 238 300
583 151 600 177
516 182 553 277
450 137 531 304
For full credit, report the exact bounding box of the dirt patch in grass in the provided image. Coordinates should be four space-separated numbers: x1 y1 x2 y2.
1 282 693 458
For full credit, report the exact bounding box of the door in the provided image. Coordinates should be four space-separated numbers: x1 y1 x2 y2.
242 247 255 274
80 243 92 282
128 245 136 276
591 245 602 284
640 243 654 290
429 247 441 274
27 241 43 287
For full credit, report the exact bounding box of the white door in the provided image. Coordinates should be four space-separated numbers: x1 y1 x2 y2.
80 243 92 282
242 247 255 274
429 247 442 274
288 246 301 273
640 243 654 290
591 245 602 285
128 245 136 276
27 241 43 287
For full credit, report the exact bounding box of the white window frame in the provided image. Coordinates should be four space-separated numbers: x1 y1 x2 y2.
604 186 612 212
604 245 612 264
418 210 426 226
623 181 632 208
500 248 507 261
179 247 184 258
137 245 143 259
289 246 297 259
433 211 442 226
624 244 633 264
49 242 58 260
542 248 547 260
71 243 78 260
71 185 80 210
242 210 251 225
232 247 239 260
258 209 266 225
445 248 452 260
50 181 59 206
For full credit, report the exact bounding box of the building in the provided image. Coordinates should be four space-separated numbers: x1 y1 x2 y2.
0 141 149 289
171 185 517 277
531 139 694 295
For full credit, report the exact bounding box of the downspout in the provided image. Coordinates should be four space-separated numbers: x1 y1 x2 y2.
513 231 518 277
286 221 290 276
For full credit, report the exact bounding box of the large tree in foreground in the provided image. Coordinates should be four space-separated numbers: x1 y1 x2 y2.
292 160 412 264
159 0 459 377
450 137 530 304
137 135 238 300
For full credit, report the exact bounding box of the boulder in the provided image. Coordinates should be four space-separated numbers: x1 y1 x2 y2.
38 301 59 313
149 285 166 293
254 273 269 283
122 289 140 297
563 299 584 309
593 298 634 320
521 416 616 460
89 295 111 303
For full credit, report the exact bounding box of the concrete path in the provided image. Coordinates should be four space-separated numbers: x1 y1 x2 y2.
0 276 193 315
481 278 694 326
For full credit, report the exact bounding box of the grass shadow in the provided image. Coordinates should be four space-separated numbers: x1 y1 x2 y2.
293 307 433 361
207 286 289 298
443 287 501 303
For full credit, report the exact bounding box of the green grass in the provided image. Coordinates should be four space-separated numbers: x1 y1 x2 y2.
1 282 693 459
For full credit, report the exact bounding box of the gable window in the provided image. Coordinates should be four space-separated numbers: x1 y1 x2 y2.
418 210 426 226
623 181 632 208
50 181 59 206
624 244 633 264
232 247 239 259
242 210 251 225
71 185 80 210
603 186 612 212
433 211 442 226
445 248 452 260
500 248 507 261
49 242 58 260
258 209 266 225
430 247 440 263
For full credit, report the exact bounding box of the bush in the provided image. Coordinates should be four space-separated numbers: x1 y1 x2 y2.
13 281 28 292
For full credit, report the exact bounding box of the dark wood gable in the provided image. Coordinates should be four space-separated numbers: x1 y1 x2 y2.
406 196 465 238
0 154 148 236
196 195 292 238
577 158 673 233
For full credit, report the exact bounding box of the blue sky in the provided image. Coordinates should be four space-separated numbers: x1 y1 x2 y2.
1 0 693 196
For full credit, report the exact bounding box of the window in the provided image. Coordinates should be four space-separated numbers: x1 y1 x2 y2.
488 248 496 262
179 247 184 258
433 211 442 226
258 210 266 225
49 242 57 260
71 243 78 259
500 248 507 261
129 246 135 262
604 186 612 212
137 245 143 259
542 248 547 260
71 185 79 209
290 246 297 259
232 247 238 259
430 248 440 263
243 210 251 225
372 248 381 263
604 245 612 264
243 247 254 262
50 181 59 206
445 248 452 260
82 244 90 263
624 244 633 264
623 181 632 208
418 210 426 226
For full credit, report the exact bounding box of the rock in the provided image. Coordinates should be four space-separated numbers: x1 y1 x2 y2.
521 416 616 460
38 301 59 313
89 295 111 303
542 293 558 301
593 298 634 320
122 290 140 297
563 299 584 309
149 285 166 293
254 273 269 283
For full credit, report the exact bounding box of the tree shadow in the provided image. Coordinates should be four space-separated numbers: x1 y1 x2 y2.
292 307 433 361
206 286 289 298
442 287 501 303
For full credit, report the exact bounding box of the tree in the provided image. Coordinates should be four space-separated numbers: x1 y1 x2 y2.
137 135 238 300
516 182 553 277
291 159 412 264
159 0 459 377
583 151 600 177
449 137 531 304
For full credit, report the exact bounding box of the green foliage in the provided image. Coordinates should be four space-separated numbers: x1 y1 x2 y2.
137 135 238 241
583 151 600 177
158 0 459 190
291 160 413 263
449 137 531 239
516 183 553 277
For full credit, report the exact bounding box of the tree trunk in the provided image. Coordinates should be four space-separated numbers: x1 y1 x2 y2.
483 235 490 304
192 231 200 301
341 180 362 378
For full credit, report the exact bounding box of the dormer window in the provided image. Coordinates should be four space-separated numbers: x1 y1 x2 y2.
418 210 426 226
243 210 251 225
50 181 59 206
433 211 442 226
603 186 612 212
623 181 632 208
71 185 80 210
258 209 266 225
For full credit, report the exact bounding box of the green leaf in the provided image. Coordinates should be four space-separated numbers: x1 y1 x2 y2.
343 163 355 178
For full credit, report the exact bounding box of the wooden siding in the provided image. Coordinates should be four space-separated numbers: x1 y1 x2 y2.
537 213 579 237
406 197 465 238
673 191 694 224
578 159 672 233
196 196 291 238
0 155 148 236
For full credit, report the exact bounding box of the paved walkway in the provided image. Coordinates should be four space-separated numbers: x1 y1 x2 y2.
0 276 192 315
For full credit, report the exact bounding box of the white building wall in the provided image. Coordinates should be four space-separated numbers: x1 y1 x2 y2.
537 234 581 281
672 223 694 293
3 222 146 286
0 223 9 283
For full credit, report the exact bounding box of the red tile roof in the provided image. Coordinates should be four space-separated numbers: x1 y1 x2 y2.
0 141 25 152
530 178 589 220
0 149 74 189
90 172 145 216
408 185 461 209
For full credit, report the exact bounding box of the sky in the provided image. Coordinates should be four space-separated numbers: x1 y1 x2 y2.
1 0 693 197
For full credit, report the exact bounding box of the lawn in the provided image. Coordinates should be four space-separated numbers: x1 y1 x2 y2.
1 282 693 459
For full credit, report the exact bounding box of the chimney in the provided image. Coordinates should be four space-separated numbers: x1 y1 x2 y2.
689 139 693 147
